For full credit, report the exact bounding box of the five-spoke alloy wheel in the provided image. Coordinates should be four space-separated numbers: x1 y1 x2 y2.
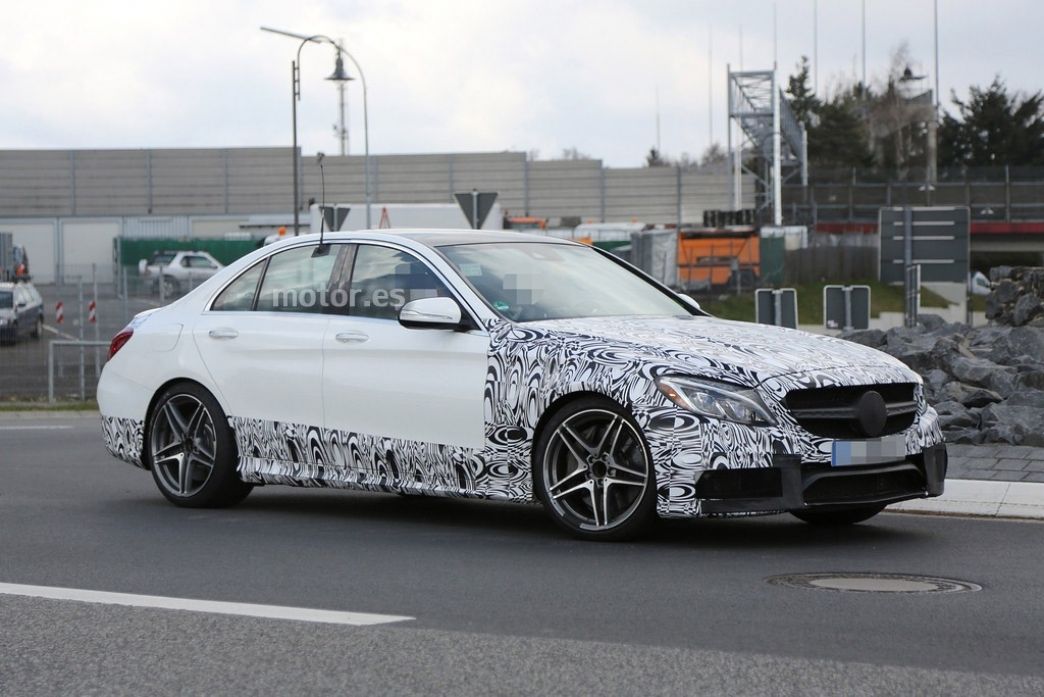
535 398 656 540
147 382 252 507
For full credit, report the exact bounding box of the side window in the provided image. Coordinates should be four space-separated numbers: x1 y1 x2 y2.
188 255 217 269
256 245 343 313
211 260 265 311
348 245 451 320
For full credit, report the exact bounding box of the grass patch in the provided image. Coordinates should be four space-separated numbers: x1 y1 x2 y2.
0 401 98 412
697 280 950 325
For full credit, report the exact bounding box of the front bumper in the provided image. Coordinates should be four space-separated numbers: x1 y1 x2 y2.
695 443 947 515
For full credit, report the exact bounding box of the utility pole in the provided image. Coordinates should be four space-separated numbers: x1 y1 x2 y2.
772 69 782 226
861 0 867 89
655 86 661 154
772 3 778 67
739 24 744 71
708 26 713 147
336 38 349 155
813 0 819 94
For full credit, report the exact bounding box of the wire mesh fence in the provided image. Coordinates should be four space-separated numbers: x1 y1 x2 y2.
0 261 211 403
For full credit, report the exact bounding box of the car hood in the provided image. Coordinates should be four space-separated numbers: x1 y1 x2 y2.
524 315 914 385
0 308 15 320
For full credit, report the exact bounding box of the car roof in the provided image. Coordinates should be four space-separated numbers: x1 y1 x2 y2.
268 229 577 249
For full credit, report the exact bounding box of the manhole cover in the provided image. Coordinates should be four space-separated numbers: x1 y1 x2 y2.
767 572 981 594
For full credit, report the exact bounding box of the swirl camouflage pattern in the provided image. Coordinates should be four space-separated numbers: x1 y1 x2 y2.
99 315 944 518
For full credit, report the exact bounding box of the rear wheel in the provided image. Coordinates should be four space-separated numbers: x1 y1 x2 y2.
790 504 886 526
147 382 252 508
534 397 657 541
160 276 179 298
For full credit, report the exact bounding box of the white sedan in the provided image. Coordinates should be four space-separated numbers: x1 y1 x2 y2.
100 230 946 540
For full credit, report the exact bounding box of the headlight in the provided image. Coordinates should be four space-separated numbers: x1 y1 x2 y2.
656 376 776 426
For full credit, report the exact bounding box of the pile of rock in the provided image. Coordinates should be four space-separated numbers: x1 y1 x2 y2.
986 266 1044 326
843 315 1044 446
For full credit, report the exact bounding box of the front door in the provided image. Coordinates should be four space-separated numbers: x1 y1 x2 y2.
322 243 488 463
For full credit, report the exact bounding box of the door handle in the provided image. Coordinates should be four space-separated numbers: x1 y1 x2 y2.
335 330 369 344
208 328 239 340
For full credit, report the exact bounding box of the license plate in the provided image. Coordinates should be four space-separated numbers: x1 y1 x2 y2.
831 435 906 467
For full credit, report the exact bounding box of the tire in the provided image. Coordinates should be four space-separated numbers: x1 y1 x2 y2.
161 276 179 298
790 504 886 526
31 317 42 339
146 382 252 508
534 397 657 541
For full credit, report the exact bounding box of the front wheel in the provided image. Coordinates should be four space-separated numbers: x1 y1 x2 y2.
146 382 252 508
31 317 42 339
790 504 886 526
534 397 657 541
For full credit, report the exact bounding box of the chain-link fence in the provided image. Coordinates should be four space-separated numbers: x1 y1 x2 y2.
0 261 213 403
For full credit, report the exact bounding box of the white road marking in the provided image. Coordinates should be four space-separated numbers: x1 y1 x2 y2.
0 583 414 626
0 425 74 431
42 324 79 341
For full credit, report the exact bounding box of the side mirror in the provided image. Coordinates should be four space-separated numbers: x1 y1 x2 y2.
677 293 702 312
16 302 27 310
398 297 464 330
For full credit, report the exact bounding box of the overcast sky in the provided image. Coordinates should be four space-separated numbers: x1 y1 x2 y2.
2 0 1041 167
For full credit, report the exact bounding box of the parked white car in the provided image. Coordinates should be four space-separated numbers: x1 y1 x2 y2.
138 250 224 296
969 270 991 296
100 230 946 540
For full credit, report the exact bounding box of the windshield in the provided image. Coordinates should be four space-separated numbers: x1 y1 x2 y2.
0 291 12 309
440 242 691 322
150 253 175 265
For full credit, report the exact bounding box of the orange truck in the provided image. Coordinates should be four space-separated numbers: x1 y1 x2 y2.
677 226 760 290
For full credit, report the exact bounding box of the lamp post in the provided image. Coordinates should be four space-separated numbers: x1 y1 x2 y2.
261 27 372 233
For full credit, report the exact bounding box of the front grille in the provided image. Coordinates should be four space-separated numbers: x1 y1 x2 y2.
803 465 925 504
784 383 918 438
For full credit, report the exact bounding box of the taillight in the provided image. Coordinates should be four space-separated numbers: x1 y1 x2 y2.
108 327 134 360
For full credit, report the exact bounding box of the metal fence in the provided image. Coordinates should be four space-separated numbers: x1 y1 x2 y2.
784 166 1044 225
0 260 211 403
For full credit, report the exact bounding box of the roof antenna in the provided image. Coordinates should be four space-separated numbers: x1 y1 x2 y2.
313 152 330 257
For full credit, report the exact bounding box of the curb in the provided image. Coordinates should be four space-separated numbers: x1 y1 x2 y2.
892 479 1044 521
0 410 100 420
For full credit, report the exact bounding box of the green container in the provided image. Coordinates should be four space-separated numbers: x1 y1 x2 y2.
115 238 259 269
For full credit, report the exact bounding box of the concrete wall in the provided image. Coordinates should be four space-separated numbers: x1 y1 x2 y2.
0 148 754 225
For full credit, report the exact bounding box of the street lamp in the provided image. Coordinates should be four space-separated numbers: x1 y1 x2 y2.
261 26 373 233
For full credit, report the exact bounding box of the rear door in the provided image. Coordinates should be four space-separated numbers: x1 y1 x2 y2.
193 243 348 431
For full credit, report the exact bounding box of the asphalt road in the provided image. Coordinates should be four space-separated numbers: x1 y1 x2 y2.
2 414 1043 695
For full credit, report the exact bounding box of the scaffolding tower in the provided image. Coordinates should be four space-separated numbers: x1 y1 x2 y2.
727 67 808 226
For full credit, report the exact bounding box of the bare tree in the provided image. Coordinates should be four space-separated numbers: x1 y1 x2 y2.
558 147 592 160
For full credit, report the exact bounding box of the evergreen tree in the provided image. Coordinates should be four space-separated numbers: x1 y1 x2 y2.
939 78 1044 167
785 58 874 170
786 56 821 127
645 147 668 167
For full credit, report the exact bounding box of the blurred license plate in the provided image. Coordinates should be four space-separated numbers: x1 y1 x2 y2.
831 435 906 467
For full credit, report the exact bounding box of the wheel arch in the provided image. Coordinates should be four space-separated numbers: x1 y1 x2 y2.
142 377 233 471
